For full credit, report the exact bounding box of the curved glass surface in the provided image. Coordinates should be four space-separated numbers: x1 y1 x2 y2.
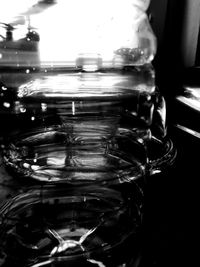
0 2 176 266
0 0 176 183
0 0 164 182
0 184 143 267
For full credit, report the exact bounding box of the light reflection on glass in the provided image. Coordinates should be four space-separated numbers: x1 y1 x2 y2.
34 0 151 65
0 0 156 68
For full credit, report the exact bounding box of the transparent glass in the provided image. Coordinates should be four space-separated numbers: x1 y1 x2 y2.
0 0 156 68
1 65 155 182
0 2 176 266
0 0 176 182
0 0 167 182
0 184 143 267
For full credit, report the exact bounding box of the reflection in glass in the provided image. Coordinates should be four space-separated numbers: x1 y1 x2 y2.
0 185 143 267
0 0 156 69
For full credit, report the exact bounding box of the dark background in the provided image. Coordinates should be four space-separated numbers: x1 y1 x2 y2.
140 0 199 266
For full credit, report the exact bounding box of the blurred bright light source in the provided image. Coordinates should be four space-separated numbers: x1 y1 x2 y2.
0 0 154 66
29 0 142 64
0 0 38 22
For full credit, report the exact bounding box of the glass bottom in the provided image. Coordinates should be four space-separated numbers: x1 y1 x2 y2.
0 185 142 267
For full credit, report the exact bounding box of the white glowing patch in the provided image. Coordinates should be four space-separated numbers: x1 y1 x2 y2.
0 0 38 22
72 101 75 115
41 103 47 112
31 165 40 171
30 260 52 267
20 107 26 113
0 0 155 66
47 155 65 166
87 259 106 267
29 0 146 63
23 162 30 169
3 102 10 108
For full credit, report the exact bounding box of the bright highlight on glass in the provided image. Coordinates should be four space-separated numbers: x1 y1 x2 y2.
35 0 156 65
0 0 156 67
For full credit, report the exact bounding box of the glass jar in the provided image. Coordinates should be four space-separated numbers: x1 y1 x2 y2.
0 0 165 184
0 1 176 267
